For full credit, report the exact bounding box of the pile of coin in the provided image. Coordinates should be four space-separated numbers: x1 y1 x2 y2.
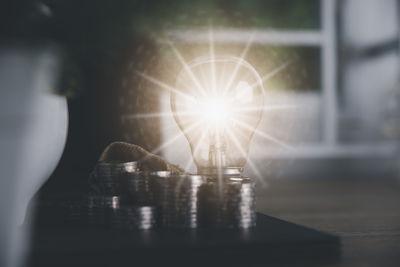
152 173 205 228
85 161 256 230
198 177 256 229
87 161 158 230
124 172 153 204
93 161 140 195
111 206 157 230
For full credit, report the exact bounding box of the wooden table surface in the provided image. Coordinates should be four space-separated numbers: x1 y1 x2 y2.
256 178 400 266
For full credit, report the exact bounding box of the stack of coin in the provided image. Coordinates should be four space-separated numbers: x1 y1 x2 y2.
86 162 256 230
111 206 157 230
94 161 140 195
88 161 158 230
95 161 140 176
150 171 171 227
123 172 153 204
81 196 156 230
198 177 256 229
153 173 205 228
85 195 117 227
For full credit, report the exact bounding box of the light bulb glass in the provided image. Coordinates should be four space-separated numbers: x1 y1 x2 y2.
171 56 264 175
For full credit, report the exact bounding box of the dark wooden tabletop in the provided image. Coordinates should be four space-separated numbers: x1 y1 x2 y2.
30 177 400 266
256 178 400 267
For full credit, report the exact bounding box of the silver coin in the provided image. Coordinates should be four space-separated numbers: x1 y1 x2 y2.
123 172 154 204
87 167 256 230
86 195 123 209
111 206 157 230
153 174 205 228
94 161 140 193
198 176 256 229
95 161 140 176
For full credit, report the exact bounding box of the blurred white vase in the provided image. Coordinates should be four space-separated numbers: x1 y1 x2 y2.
0 45 68 267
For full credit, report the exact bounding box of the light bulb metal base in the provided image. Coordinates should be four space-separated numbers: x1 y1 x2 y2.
197 166 243 177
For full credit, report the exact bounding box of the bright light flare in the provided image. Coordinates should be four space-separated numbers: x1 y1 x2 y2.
201 97 230 125
130 34 295 183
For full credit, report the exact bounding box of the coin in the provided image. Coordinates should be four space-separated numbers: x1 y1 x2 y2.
152 174 205 228
198 176 256 229
93 161 140 195
95 161 140 176
88 166 256 230
123 172 153 205
111 205 157 230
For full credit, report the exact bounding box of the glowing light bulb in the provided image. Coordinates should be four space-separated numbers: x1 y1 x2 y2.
171 56 264 176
